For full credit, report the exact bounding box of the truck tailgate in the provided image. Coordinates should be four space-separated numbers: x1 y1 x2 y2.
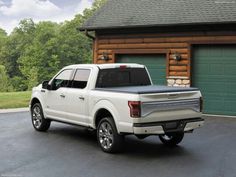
138 90 202 122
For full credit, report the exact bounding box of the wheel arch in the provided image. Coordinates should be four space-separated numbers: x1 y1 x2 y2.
92 100 120 132
94 108 114 128
30 97 41 110
30 97 47 118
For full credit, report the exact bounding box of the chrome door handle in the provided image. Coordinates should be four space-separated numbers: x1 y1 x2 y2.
79 96 85 100
60 94 65 98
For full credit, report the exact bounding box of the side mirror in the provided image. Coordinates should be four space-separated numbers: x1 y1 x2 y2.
42 80 51 90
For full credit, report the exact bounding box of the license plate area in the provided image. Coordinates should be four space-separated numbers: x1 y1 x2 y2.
165 122 178 129
163 121 186 133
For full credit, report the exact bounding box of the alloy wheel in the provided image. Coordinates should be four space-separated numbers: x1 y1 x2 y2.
98 122 114 150
32 106 42 129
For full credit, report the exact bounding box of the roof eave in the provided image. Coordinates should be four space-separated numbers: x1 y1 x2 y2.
79 21 236 32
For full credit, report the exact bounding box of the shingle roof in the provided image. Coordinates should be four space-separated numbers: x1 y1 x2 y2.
81 0 236 31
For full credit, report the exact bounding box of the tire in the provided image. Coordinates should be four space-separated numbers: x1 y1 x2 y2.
31 103 51 131
97 117 124 153
159 132 184 147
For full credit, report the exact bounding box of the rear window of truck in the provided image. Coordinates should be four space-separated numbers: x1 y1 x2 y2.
96 68 151 88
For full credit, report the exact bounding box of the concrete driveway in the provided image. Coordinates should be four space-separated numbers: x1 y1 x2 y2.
0 112 236 177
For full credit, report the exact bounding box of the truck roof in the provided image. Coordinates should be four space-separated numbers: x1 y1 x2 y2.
64 63 145 70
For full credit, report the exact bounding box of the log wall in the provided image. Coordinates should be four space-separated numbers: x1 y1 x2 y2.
93 32 236 85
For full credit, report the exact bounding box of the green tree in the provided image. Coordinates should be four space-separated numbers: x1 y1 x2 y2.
0 19 35 78
0 28 7 65
10 76 27 91
0 65 13 92
56 0 107 67
57 15 92 67
18 21 60 89
0 28 7 44
0 0 107 91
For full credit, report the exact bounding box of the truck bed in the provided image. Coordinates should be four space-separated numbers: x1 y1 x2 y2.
95 85 199 94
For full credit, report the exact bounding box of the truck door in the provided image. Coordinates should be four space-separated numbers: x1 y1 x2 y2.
65 69 91 126
45 69 73 120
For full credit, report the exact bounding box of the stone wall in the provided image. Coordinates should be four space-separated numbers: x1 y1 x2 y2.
167 78 190 87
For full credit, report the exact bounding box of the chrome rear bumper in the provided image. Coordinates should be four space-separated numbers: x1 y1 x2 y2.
133 117 204 135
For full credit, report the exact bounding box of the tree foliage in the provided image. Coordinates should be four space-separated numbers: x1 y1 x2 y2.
0 28 7 67
0 0 107 91
0 65 13 92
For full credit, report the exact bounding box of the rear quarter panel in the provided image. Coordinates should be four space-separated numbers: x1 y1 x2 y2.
89 90 139 133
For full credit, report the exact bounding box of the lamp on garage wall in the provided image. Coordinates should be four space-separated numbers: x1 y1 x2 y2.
173 52 181 61
100 52 110 61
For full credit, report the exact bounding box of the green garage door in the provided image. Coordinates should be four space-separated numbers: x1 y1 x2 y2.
192 45 236 116
116 54 166 85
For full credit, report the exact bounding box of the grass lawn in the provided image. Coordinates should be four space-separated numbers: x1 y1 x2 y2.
0 91 31 109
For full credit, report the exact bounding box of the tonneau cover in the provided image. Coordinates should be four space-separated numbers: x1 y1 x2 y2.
95 85 199 94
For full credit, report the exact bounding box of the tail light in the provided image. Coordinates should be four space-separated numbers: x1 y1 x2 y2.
128 101 141 118
200 97 203 112
120 65 127 69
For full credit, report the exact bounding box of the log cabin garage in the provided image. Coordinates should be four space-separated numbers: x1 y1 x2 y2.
80 0 236 116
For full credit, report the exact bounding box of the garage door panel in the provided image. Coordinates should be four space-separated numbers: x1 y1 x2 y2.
197 84 224 93
195 64 235 76
225 100 236 113
210 64 225 74
204 98 236 114
195 45 236 57
205 100 223 113
195 76 227 83
204 96 223 112
194 64 210 74
193 45 236 116
224 65 236 75
117 55 166 85
194 58 235 64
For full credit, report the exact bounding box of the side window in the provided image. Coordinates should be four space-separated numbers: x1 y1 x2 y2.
51 69 72 90
71 69 90 89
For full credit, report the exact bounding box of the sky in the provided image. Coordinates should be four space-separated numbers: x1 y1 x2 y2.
0 0 94 34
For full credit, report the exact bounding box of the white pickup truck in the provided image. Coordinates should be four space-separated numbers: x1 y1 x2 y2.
30 63 204 153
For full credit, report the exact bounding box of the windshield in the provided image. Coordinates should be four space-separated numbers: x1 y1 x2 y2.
96 67 151 88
